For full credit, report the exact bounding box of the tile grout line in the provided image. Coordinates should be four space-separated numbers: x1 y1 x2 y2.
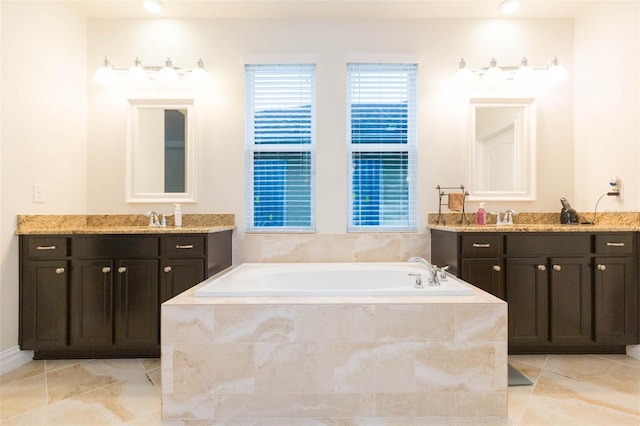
513 354 549 426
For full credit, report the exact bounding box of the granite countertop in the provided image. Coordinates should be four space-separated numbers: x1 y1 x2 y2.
427 212 640 233
15 214 236 235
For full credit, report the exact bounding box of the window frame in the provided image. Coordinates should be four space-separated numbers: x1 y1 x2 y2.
346 62 418 232
244 63 317 233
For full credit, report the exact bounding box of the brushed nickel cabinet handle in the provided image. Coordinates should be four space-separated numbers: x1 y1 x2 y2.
164 266 172 273
597 264 607 271
36 245 57 250
175 244 194 249
55 267 65 274
606 242 625 247
472 243 491 248
118 267 127 273
537 265 546 271
492 265 501 272
102 267 111 273
552 264 562 271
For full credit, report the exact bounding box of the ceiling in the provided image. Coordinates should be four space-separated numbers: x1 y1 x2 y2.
66 0 598 19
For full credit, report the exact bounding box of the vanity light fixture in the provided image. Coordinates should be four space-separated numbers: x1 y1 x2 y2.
452 56 569 86
93 56 210 88
499 0 521 14
546 56 570 83
92 56 118 86
143 0 164 14
483 57 505 84
158 58 179 84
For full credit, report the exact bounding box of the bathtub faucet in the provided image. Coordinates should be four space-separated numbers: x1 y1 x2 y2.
408 256 441 286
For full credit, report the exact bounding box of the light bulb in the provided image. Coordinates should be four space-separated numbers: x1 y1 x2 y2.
127 57 148 85
451 57 473 86
515 56 535 85
189 58 209 85
499 0 520 14
158 57 179 85
143 0 164 13
93 56 118 86
546 56 569 83
483 58 504 86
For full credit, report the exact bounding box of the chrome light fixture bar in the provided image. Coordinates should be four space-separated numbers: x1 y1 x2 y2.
453 56 569 85
93 56 209 87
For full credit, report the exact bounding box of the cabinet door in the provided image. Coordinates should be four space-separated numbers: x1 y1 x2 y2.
20 260 69 349
160 258 204 303
71 259 114 348
460 258 504 299
506 257 548 347
594 256 637 344
114 259 159 348
549 256 592 346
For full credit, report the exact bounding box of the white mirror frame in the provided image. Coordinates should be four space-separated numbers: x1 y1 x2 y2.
467 97 536 201
126 98 197 203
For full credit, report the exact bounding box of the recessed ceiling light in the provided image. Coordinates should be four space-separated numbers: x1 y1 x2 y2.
499 0 521 14
143 0 165 14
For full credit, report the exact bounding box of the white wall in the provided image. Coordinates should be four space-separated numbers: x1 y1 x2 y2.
86 17 574 228
0 2 87 352
574 1 640 212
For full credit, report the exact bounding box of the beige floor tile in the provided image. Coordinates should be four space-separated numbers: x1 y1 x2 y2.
0 373 47 421
1 354 638 425
0 360 45 385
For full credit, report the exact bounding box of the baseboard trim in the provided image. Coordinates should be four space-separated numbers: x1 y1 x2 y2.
0 346 33 376
627 344 640 360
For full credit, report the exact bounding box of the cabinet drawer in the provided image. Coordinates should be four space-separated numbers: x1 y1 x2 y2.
506 234 590 256
164 235 205 258
26 237 70 258
595 233 634 255
461 235 502 257
73 236 159 258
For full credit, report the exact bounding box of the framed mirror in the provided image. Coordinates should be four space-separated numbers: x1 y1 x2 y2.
467 98 536 201
126 98 197 203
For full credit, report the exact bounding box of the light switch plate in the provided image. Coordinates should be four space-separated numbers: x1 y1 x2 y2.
33 184 46 203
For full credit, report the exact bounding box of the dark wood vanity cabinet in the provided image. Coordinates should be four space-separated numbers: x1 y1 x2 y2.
430 229 639 354
431 232 505 299
19 230 232 359
19 237 70 350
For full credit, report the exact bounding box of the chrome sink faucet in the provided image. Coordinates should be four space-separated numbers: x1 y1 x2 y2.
408 256 446 286
146 211 161 227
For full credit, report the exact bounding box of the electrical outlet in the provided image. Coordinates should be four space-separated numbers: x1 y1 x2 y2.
33 184 46 203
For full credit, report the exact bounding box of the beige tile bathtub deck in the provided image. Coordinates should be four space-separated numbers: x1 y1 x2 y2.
1 354 639 425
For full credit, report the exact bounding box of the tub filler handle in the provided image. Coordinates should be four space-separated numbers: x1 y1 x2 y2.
408 273 423 289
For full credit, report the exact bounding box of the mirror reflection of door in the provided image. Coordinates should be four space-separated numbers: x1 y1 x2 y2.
474 106 520 192
164 109 186 193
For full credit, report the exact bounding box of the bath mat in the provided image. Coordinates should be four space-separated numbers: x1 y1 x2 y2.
508 364 533 386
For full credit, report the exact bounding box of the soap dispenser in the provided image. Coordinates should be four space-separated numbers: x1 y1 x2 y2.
173 203 182 227
476 202 487 225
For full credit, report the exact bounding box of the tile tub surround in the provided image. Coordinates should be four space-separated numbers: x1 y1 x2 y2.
15 213 235 234
161 284 507 421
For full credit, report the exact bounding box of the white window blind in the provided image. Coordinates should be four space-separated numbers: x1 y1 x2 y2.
245 64 316 232
347 63 418 231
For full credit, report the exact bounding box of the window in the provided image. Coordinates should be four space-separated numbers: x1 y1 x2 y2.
245 64 315 231
347 63 418 231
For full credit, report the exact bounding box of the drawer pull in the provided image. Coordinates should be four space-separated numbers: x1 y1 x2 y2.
118 267 127 274
175 244 194 249
605 242 625 247
55 267 65 274
492 265 501 272
537 265 546 271
102 267 111 273
552 264 562 271
164 266 172 273
36 245 57 250
597 264 607 271
472 243 491 248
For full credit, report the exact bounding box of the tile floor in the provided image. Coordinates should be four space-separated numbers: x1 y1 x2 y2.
0 354 638 425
